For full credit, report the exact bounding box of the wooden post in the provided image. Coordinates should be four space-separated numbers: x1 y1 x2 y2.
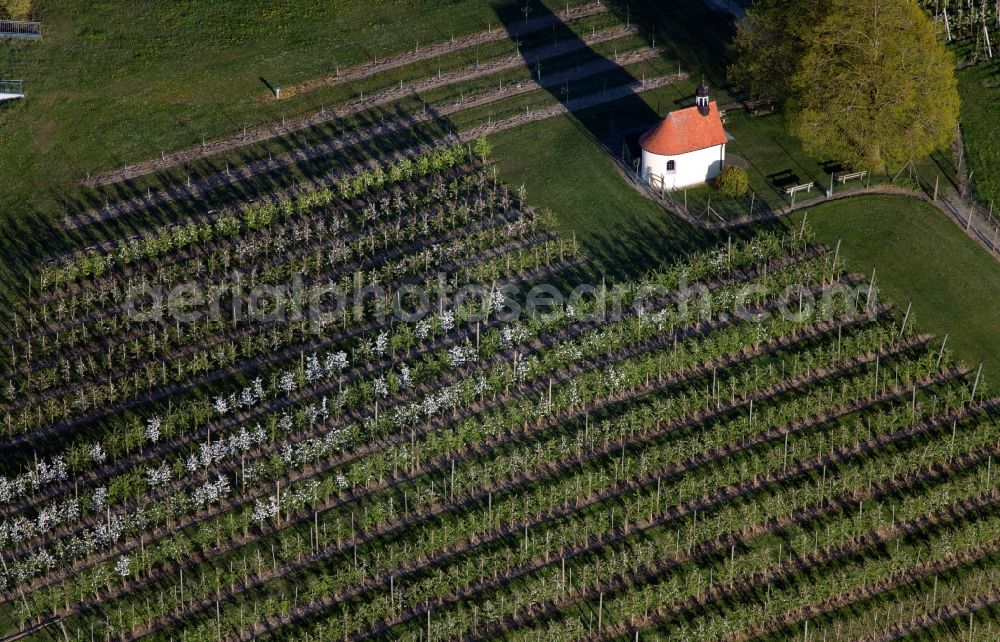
831 238 842 283
866 267 876 309
936 334 949 369
934 175 939 201
971 363 984 403
898 301 911 339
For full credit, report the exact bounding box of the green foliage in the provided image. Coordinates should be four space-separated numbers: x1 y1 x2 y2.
731 0 960 171
729 0 832 102
473 135 493 161
789 0 960 170
956 63 1000 208
215 215 241 238
713 165 750 198
108 471 146 505
0 0 31 20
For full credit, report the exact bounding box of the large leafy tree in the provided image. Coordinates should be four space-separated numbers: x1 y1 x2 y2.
789 0 959 170
732 0 959 171
729 0 833 104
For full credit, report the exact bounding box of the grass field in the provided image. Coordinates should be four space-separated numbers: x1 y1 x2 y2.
789 195 1000 380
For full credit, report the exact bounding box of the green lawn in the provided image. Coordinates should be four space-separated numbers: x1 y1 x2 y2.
726 109 835 199
789 195 1000 380
492 115 704 281
488 84 754 282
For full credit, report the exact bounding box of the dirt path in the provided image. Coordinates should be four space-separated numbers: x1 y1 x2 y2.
78 1 613 191
64 72 685 231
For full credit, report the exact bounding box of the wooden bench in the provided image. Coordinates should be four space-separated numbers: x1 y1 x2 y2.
836 171 868 185
0 20 42 40
784 182 816 206
784 183 814 196
744 97 775 117
0 80 24 102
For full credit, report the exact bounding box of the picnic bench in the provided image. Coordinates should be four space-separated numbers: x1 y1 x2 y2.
835 170 868 185
784 182 816 206
0 20 42 40
784 182 814 196
0 80 24 102
744 97 775 116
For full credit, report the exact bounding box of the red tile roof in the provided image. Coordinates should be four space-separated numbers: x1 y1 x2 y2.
639 101 727 156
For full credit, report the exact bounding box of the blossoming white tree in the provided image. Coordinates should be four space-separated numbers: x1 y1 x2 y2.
145 416 162 443
115 555 131 579
278 371 298 394
374 331 389 357
90 443 106 464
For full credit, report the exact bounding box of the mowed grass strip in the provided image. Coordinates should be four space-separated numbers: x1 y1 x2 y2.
788 196 1000 379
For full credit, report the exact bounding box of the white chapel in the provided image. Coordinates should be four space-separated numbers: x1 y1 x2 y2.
639 81 728 190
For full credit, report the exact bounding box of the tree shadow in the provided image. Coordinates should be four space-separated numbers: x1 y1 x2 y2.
497 0 659 155
624 0 739 86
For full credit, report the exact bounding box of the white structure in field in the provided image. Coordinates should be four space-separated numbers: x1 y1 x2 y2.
640 81 728 190
0 80 24 102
